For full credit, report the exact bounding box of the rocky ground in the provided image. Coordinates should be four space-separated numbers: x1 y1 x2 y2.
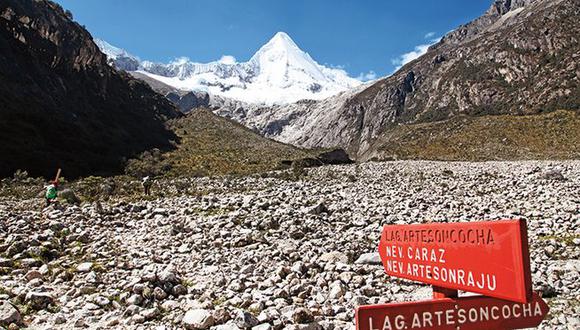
0 161 579 330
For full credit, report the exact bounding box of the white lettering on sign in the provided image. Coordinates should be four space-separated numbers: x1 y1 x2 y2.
384 243 498 292
404 247 446 263
366 302 544 329
383 228 495 246
385 253 497 292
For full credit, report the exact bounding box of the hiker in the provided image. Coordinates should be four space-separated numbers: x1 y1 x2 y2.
44 168 62 208
142 176 153 196
101 178 116 200
45 180 58 207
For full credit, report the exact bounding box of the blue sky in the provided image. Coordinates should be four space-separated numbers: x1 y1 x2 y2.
54 0 491 79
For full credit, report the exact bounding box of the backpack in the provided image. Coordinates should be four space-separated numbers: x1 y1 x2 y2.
46 184 57 199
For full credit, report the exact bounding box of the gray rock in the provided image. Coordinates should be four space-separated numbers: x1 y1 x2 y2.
159 270 179 284
24 270 43 282
292 307 314 324
60 188 81 204
542 167 566 181
234 310 260 328
308 201 329 215
212 322 241 330
141 307 159 320
213 308 232 325
76 262 93 273
25 292 54 310
93 295 110 307
320 251 348 264
172 284 187 296
0 301 21 326
154 286 168 300
183 309 215 330
354 252 382 265
0 258 13 268
328 281 346 299
127 294 143 306
252 324 272 330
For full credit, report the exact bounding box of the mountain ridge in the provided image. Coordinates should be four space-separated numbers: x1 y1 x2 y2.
97 32 361 105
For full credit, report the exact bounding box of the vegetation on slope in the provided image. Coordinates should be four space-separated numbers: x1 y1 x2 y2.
364 110 580 161
126 109 315 177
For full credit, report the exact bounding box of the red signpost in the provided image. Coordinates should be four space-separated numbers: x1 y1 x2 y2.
356 292 549 330
378 220 532 303
356 219 549 330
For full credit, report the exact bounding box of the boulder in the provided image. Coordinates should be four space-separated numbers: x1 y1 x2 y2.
24 270 43 282
234 310 260 328
0 301 21 326
76 262 93 272
182 309 214 330
328 281 346 300
354 252 382 265
252 324 272 330
60 188 81 204
542 167 566 181
212 322 241 330
25 292 54 310
320 251 349 264
292 307 314 324
308 201 329 215
316 149 353 165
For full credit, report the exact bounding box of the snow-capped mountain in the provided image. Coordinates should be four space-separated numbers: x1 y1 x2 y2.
95 32 361 105
94 39 140 71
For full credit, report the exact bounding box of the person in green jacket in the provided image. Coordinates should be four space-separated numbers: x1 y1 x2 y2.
45 180 58 207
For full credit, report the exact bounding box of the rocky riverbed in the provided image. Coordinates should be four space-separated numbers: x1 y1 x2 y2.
0 161 579 329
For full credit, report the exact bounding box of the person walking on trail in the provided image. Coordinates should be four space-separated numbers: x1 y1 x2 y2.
142 176 153 196
45 180 58 207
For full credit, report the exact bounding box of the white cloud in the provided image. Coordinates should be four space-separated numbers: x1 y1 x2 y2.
328 64 345 70
424 32 436 39
391 36 441 72
356 70 377 81
170 56 190 65
218 55 237 65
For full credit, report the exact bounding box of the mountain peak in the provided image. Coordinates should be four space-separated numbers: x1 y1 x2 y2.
253 31 302 58
249 31 327 88
269 31 298 48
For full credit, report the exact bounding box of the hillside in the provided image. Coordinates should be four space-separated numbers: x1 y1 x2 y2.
0 0 181 179
161 109 315 177
365 110 580 161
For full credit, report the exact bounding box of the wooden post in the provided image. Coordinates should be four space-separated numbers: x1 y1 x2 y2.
53 168 61 184
432 285 458 299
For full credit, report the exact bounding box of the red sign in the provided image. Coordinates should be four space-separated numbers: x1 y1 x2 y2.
356 292 549 330
378 219 532 302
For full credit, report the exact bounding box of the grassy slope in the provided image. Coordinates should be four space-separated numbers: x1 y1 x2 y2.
364 110 580 161
164 109 313 176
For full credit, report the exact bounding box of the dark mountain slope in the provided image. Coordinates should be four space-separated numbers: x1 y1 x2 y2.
0 0 181 178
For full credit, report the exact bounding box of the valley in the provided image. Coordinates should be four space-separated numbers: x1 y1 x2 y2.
0 0 578 329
